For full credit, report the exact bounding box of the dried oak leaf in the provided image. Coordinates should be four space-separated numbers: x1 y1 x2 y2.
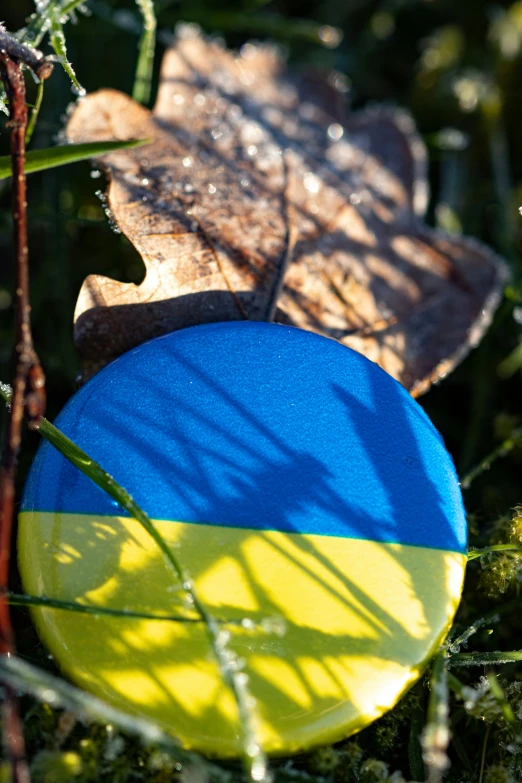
66 28 507 394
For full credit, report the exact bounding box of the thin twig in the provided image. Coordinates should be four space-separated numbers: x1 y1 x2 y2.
478 724 491 783
0 33 52 783
0 30 53 81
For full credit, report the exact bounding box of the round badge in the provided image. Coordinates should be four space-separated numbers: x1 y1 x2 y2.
19 322 466 756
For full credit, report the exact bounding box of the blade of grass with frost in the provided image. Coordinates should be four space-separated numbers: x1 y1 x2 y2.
6 591 202 623
448 596 521 651
0 139 150 180
49 8 85 95
448 650 522 667
0 655 230 779
422 651 450 783
25 79 45 145
487 673 517 725
408 684 425 783
498 342 522 378
467 543 522 560
461 425 522 488
21 0 88 48
0 652 326 783
7 591 254 628
133 0 157 104
0 382 270 783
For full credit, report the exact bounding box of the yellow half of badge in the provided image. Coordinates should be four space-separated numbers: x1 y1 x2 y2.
19 511 465 756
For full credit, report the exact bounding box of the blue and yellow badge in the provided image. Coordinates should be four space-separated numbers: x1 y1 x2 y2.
19 322 467 756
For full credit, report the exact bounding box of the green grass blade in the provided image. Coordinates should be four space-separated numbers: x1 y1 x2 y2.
448 596 521 650
25 79 45 146
133 0 157 104
0 139 150 180
467 544 522 561
61 0 89 16
20 0 60 47
449 650 522 666
461 425 522 488
6 591 201 623
49 9 86 96
422 651 450 783
21 0 87 47
497 342 522 378
408 683 425 782
487 673 516 724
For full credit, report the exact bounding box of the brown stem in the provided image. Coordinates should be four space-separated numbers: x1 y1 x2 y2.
0 45 49 783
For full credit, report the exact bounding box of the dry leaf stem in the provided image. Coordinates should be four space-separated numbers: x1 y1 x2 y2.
0 32 52 783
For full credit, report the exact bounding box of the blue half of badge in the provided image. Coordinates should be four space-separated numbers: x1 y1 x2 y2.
19 322 467 756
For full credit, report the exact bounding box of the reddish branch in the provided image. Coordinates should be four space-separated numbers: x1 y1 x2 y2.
0 33 52 783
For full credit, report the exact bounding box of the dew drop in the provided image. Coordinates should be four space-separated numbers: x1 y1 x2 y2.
90 169 102 179
349 193 362 205
194 93 206 107
329 71 351 93
208 184 217 194
235 671 249 688
327 123 344 141
240 43 257 60
303 172 321 194
172 94 185 105
247 145 258 157
251 758 268 782
217 629 231 646
176 22 201 40
183 594 195 610
42 688 57 704
318 25 343 48
228 105 243 121
184 183 195 193
182 157 193 168
261 616 287 637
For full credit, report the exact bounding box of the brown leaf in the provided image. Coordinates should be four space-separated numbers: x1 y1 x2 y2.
66 27 507 395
